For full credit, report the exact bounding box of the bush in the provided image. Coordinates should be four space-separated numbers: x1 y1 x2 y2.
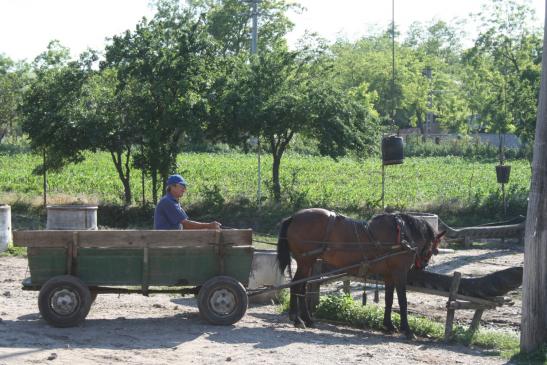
404 138 527 161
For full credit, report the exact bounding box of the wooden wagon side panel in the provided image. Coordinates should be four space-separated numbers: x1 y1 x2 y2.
14 229 252 248
146 246 254 286
27 247 66 285
25 240 254 287
76 249 144 286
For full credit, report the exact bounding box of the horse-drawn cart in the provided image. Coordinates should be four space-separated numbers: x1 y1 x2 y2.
13 229 253 327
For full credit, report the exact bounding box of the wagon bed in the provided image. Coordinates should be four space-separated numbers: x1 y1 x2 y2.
13 229 253 327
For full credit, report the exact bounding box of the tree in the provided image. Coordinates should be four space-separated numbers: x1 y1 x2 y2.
331 27 469 133
20 41 94 172
78 68 140 205
468 0 542 150
21 42 140 205
190 0 298 56
209 44 380 202
0 54 30 140
103 0 218 203
405 20 464 65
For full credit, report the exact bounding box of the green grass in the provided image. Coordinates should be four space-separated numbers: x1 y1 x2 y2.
313 294 546 362
251 233 278 250
0 243 26 257
0 150 531 229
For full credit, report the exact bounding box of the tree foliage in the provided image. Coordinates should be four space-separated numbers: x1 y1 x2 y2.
209 43 380 201
0 54 30 140
465 0 542 148
78 68 139 204
20 41 96 172
103 0 218 203
14 0 545 207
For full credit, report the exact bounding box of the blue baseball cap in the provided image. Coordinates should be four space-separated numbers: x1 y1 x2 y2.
166 174 187 187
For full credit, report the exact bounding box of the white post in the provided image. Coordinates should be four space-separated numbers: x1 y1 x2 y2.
250 0 261 208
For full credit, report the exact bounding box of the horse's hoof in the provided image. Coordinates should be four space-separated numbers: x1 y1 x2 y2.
383 323 397 333
305 320 315 328
294 317 307 329
403 330 416 340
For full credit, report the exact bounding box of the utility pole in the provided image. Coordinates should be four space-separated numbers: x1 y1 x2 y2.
391 0 396 126
422 66 433 140
249 0 261 208
251 0 258 55
43 149 47 208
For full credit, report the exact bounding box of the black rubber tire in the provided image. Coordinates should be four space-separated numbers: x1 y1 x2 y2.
38 275 92 328
197 276 248 325
90 290 98 305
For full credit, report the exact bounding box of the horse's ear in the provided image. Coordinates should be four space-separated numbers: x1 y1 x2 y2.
436 231 446 240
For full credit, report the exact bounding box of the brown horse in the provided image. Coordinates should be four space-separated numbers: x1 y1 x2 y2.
277 208 445 338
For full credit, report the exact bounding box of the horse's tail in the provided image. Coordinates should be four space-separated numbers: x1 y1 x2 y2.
277 216 293 276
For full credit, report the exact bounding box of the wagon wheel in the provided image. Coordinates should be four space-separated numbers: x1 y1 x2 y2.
197 276 248 325
38 275 92 328
90 290 98 305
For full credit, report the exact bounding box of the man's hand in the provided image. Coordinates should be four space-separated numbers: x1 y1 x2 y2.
181 219 222 230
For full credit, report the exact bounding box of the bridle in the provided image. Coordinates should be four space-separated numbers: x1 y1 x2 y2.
414 232 443 269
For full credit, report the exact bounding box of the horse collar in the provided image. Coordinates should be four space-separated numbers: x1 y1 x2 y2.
394 215 414 251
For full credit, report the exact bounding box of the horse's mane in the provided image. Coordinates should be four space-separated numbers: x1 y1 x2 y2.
397 213 436 244
369 213 436 247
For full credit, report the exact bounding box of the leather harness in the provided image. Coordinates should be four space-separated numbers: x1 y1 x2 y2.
296 212 418 267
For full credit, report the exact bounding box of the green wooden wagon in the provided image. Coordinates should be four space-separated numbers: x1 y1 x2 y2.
13 229 254 328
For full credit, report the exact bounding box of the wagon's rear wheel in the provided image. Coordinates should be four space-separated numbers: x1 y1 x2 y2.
197 276 248 325
90 290 98 305
38 275 92 328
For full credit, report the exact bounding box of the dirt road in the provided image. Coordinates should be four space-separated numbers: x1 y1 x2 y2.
0 242 522 364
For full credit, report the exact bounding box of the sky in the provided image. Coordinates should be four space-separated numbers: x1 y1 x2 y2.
0 0 545 62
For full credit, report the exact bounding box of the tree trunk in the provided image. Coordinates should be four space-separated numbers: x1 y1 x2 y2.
272 152 282 203
151 168 158 205
269 132 294 203
520 2 547 352
120 179 131 205
110 150 132 206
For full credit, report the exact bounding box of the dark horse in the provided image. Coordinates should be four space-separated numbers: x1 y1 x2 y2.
277 208 445 338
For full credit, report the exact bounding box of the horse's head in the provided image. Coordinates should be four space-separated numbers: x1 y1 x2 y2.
399 214 445 269
415 230 445 269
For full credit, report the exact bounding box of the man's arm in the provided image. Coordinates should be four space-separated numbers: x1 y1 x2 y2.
181 219 221 230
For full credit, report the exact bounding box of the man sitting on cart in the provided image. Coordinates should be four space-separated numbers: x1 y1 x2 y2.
154 174 222 230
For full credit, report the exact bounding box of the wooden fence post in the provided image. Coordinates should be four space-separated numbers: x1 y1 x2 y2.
444 271 462 341
521 3 547 351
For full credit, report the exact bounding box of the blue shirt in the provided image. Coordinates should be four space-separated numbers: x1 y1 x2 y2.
153 193 189 230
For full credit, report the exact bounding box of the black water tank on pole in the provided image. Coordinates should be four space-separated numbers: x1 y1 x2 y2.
381 135 404 165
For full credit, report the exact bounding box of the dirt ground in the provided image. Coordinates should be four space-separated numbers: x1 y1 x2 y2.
0 241 523 365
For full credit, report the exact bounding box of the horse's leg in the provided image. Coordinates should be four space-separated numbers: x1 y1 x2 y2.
289 263 308 327
395 281 415 339
299 263 315 328
289 282 298 322
289 262 304 324
383 280 396 332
